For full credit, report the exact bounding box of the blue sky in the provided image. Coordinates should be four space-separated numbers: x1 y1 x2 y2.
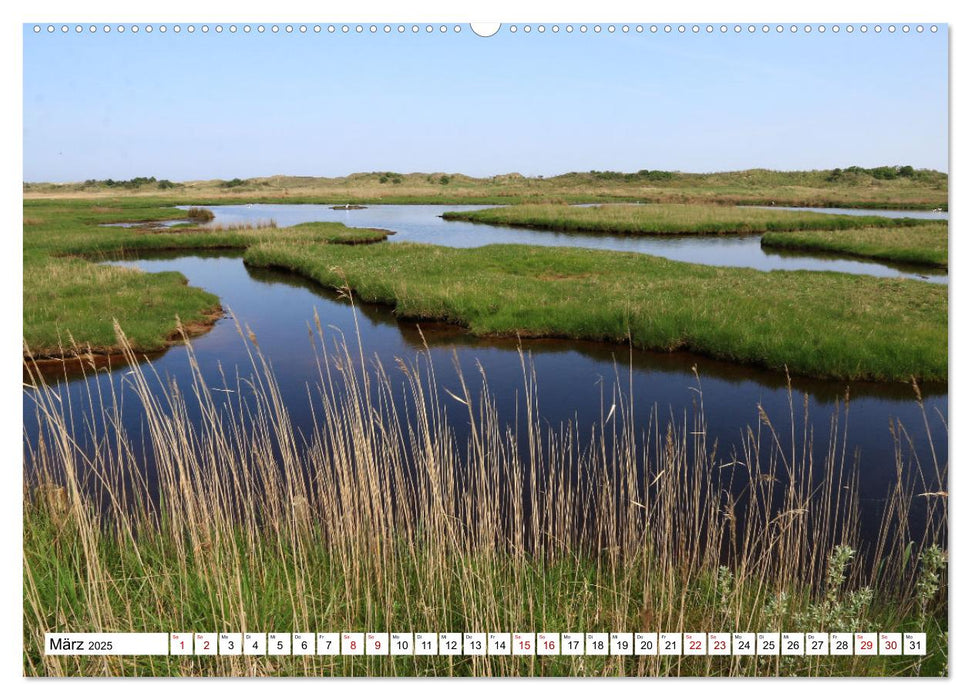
23 24 948 181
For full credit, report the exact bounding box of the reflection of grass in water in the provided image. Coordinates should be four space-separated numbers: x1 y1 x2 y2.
243 240 946 383
239 260 946 403
23 313 947 677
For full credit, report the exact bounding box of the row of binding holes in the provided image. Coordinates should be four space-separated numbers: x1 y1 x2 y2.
509 24 935 34
34 25 465 34
34 24 939 34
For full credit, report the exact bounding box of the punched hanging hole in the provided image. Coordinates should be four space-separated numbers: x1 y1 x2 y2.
470 23 501 38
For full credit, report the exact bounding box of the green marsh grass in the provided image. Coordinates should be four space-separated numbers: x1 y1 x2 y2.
22 259 222 358
441 204 933 237
761 224 948 269
22 315 948 677
22 198 946 379
23 200 390 357
243 241 946 382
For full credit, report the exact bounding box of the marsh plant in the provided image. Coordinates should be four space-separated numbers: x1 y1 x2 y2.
916 545 946 624
22 306 947 677
792 546 874 633
186 207 215 222
441 203 936 236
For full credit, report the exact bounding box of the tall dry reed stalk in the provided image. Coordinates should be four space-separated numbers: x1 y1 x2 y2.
22 301 947 677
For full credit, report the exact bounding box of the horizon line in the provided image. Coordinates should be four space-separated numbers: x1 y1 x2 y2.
24 164 950 186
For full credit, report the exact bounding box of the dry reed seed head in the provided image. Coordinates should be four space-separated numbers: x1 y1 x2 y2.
720 502 736 522
84 345 98 370
33 483 69 516
192 528 212 554
292 496 311 524
21 307 948 675
757 404 771 425
911 376 924 403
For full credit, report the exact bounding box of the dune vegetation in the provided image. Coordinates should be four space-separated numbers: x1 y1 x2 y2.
24 167 948 209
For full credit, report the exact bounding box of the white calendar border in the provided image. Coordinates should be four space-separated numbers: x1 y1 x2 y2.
7 0 963 698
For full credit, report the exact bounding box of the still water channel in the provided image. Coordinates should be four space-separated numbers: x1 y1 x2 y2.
188 203 947 283
25 204 948 543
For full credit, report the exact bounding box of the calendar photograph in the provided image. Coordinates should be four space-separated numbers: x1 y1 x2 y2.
21 18 948 677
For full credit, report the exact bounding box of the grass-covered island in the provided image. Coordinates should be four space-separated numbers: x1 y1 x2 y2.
243 240 946 383
22 185 949 678
441 203 933 236
761 224 948 269
23 199 391 358
23 198 947 382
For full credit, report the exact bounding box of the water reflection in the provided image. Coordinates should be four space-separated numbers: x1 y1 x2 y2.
24 252 947 545
750 205 948 220
184 204 945 283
